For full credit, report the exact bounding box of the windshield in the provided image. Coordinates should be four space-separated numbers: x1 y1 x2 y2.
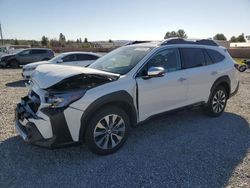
89 46 152 74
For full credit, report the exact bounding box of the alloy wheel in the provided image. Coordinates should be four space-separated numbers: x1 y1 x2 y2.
212 90 226 113
93 114 126 149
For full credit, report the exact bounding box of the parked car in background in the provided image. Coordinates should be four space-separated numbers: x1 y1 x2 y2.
15 39 239 155
22 52 101 79
0 48 54 68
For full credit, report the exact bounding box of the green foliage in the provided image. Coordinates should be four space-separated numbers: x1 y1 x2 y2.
41 36 49 46
213 33 227 41
14 39 19 45
230 33 246 42
164 29 187 39
84 37 88 43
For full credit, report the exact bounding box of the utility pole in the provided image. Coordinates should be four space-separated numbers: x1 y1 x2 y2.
0 23 3 45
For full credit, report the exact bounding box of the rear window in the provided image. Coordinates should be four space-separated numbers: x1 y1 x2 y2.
206 49 225 63
31 49 47 54
180 48 205 69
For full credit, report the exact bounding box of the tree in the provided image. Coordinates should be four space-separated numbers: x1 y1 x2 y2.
230 34 246 42
237 33 246 42
14 39 19 45
84 37 88 43
164 29 187 39
230 36 237 42
213 33 227 41
109 39 113 43
41 36 49 46
59 33 66 47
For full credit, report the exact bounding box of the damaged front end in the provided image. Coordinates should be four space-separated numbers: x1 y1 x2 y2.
15 65 120 147
44 73 119 109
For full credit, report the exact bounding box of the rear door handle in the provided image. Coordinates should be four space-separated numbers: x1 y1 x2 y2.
178 77 187 82
211 71 218 75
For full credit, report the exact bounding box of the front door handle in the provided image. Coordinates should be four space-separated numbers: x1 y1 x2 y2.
211 71 218 75
178 77 187 82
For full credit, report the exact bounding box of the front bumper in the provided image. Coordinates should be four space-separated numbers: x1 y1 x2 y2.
0 60 7 67
15 96 76 148
15 97 55 147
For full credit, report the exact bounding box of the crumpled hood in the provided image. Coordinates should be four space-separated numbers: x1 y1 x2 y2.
24 61 49 68
32 64 120 89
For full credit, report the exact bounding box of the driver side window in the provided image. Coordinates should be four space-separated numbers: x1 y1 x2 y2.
147 48 181 72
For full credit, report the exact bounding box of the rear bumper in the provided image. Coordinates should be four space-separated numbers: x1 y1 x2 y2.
229 81 239 98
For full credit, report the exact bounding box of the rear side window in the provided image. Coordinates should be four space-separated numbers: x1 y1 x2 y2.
202 49 213 65
76 54 99 61
31 49 47 54
206 49 225 63
180 48 205 69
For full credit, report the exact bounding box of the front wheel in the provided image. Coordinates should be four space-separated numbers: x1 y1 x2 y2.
9 60 19 68
204 86 228 117
84 105 130 155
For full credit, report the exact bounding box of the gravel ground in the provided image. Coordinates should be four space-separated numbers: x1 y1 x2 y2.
0 69 249 188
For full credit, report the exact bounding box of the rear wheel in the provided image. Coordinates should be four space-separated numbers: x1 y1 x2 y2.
204 86 228 117
84 105 130 155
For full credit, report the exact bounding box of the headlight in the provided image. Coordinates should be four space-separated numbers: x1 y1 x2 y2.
23 67 36 71
45 90 86 108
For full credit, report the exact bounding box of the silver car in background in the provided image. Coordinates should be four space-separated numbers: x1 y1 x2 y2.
22 52 101 79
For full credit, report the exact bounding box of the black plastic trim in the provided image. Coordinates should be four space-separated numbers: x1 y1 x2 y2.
210 76 231 95
79 90 137 142
41 107 74 147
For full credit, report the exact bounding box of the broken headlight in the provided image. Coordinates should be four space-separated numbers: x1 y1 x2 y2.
45 90 86 108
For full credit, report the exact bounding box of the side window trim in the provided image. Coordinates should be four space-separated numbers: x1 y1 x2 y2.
136 47 181 77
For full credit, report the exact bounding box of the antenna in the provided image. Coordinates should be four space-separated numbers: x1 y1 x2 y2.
0 23 3 45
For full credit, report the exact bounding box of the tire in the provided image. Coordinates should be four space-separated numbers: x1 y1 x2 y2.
238 65 247 72
9 60 19 68
204 86 228 117
84 105 130 155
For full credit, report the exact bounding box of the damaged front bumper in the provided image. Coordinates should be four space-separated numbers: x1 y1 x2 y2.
15 97 56 147
15 96 76 148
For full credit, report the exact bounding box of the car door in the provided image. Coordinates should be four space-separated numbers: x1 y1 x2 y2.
136 48 188 121
179 47 214 104
76 54 99 67
17 50 33 65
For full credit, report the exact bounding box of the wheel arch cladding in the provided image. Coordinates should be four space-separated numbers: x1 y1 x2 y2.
79 90 137 142
210 76 231 97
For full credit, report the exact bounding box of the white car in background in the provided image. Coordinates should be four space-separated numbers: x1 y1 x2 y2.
22 52 101 79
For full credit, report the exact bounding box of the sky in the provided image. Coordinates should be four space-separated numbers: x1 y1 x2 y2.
0 0 249 41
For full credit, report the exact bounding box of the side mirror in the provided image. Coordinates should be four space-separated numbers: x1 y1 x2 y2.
146 67 165 78
57 59 63 63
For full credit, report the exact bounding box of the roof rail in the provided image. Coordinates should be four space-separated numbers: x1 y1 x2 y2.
125 40 151 46
161 38 218 46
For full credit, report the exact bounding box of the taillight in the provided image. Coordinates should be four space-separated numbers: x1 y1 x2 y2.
234 64 239 69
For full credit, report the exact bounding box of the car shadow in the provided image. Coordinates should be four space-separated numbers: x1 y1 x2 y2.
5 80 26 87
0 111 249 187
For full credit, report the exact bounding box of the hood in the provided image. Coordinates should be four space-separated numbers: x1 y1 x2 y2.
24 61 49 68
32 64 120 89
0 54 14 60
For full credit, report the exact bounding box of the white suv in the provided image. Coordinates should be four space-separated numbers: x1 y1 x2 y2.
15 39 239 155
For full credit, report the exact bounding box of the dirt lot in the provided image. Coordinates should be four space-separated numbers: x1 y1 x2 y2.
0 69 249 187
